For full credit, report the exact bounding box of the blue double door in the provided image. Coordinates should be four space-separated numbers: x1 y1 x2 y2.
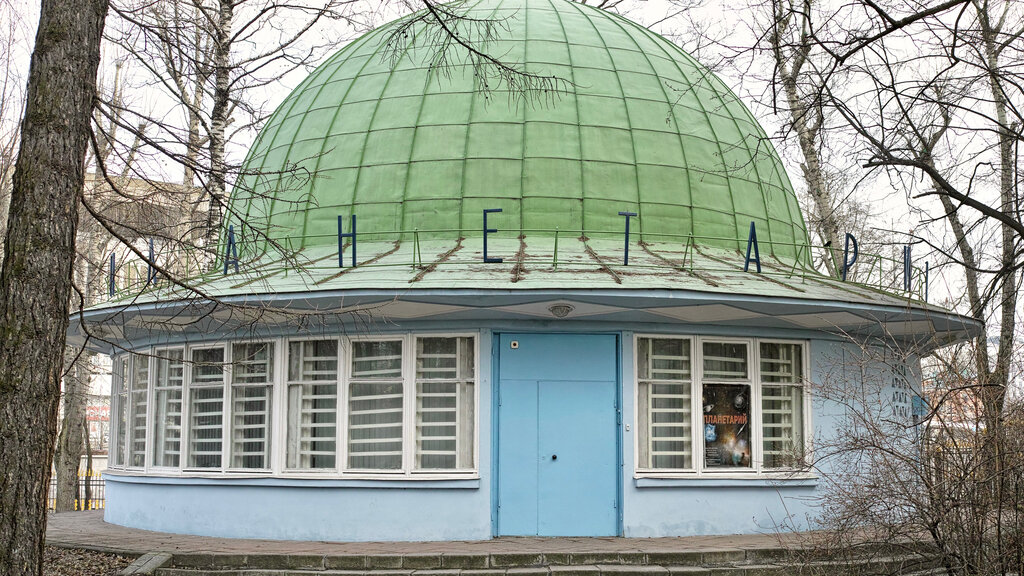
496 333 620 536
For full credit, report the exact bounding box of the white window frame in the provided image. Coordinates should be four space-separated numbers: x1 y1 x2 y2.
634 335 696 474
150 347 185 471
283 336 341 474
110 354 129 469
126 350 151 471
342 334 408 475
183 344 228 473
698 337 754 475
755 339 811 472
105 332 481 480
411 334 479 474
634 334 812 479
227 339 275 473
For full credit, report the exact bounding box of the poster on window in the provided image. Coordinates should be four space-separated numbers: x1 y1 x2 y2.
702 384 751 468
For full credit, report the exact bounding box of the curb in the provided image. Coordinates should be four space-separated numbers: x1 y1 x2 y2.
121 552 173 575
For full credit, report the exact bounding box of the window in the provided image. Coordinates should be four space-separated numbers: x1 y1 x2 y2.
701 341 751 469
128 354 150 468
188 347 225 468
760 342 804 468
111 356 129 467
636 338 692 470
152 348 184 468
415 337 475 470
231 342 274 469
347 340 404 470
286 340 338 470
636 336 808 475
107 334 479 477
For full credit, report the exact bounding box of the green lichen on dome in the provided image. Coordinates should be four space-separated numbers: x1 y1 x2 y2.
228 0 810 260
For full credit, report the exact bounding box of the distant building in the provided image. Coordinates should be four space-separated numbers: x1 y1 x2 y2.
71 0 978 541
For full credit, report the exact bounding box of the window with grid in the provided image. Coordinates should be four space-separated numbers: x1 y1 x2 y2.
112 356 129 467
231 343 273 469
637 338 692 470
152 348 184 468
348 340 404 470
286 340 338 470
128 354 150 467
760 342 804 468
701 341 751 469
415 337 474 471
188 347 225 468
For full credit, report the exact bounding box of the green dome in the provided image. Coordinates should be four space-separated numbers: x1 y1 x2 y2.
229 0 810 258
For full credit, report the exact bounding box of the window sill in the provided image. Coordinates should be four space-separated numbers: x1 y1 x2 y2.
634 476 818 488
104 471 480 489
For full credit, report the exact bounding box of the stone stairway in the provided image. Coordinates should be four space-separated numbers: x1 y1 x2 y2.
130 548 943 576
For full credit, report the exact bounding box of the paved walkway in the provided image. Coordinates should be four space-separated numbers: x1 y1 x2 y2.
46 511 806 556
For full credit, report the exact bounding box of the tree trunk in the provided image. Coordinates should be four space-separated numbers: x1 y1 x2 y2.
205 0 234 248
54 351 89 512
82 420 92 511
0 0 109 574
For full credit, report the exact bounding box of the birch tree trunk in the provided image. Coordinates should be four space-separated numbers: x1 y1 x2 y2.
768 1 843 275
205 0 233 246
0 0 108 573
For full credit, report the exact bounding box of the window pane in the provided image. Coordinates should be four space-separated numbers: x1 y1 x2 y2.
192 347 225 384
287 340 338 470
231 385 271 469
702 383 751 468
348 381 403 469
233 343 273 384
189 386 223 468
416 337 458 380
703 342 748 380
112 356 129 467
129 354 149 467
152 349 184 468
289 340 338 381
351 341 402 379
230 343 273 469
762 384 804 468
188 348 224 468
415 337 474 470
760 343 803 383
637 338 692 469
639 338 691 381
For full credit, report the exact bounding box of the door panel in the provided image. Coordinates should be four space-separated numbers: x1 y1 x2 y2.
538 379 617 535
495 378 539 535
496 333 619 536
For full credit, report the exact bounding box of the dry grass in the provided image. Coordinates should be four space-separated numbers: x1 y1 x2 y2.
44 547 134 576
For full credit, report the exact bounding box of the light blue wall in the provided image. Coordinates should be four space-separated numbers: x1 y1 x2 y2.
104 321 923 540
618 332 839 537
104 477 490 540
104 331 495 542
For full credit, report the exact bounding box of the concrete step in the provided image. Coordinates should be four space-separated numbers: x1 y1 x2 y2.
162 550 786 573
156 566 784 576
152 553 941 576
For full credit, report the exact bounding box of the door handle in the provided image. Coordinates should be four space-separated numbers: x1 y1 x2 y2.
551 454 557 461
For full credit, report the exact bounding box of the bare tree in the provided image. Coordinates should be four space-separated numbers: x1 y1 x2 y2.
762 0 846 275
0 0 109 574
807 0 1020 417
53 60 150 512
788 337 1024 576
0 1 25 260
106 0 368 248
725 0 1024 571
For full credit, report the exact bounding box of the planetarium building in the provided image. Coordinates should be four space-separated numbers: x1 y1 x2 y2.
79 0 976 541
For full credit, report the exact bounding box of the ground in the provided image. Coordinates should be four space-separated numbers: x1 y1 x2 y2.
44 546 133 576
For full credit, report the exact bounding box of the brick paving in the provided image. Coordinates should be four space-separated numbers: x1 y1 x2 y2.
46 511 808 557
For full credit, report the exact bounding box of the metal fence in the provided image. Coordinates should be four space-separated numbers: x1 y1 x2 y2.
47 470 105 511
